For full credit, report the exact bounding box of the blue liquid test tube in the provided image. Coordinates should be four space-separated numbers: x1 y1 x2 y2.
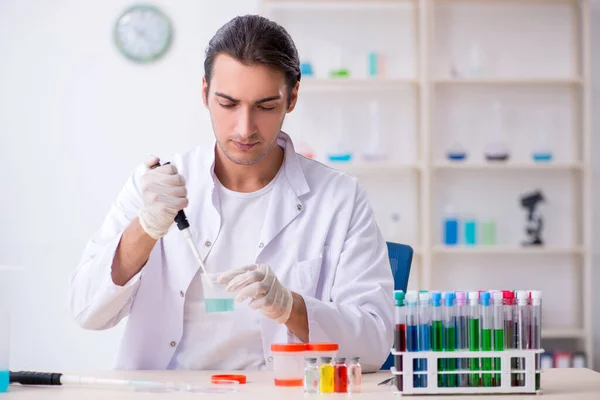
405 292 419 388
418 291 431 388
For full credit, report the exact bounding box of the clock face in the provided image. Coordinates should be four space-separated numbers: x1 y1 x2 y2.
114 5 172 63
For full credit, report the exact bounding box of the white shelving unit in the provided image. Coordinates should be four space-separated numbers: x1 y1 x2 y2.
260 0 593 368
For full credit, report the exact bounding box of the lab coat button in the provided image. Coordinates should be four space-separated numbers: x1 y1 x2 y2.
297 204 302 211
179 291 184 298
268 356 273 362
170 341 177 347
204 240 212 247
259 242 264 248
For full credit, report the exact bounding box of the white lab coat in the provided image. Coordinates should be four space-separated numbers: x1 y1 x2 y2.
69 132 394 372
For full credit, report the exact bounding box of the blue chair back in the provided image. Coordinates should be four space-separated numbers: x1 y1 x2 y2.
380 242 413 371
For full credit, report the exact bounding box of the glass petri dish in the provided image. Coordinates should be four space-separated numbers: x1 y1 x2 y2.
186 379 240 394
131 381 184 393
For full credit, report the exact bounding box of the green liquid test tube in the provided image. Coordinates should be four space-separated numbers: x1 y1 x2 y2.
468 292 480 387
480 292 493 387
443 292 457 388
492 292 504 387
431 292 444 388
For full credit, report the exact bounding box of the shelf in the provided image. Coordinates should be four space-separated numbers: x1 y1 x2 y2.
434 162 584 171
434 78 582 86
326 162 420 174
262 0 415 11
543 329 587 339
432 245 583 256
300 78 418 92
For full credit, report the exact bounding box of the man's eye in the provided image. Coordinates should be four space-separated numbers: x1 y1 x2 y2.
259 105 276 111
219 103 236 109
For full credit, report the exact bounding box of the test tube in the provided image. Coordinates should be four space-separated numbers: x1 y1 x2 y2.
405 292 419 388
530 291 542 390
492 291 504 387
502 290 516 385
468 291 480 387
394 291 406 392
515 290 530 387
431 292 443 388
418 291 431 388
455 291 469 387
443 292 457 388
480 292 493 387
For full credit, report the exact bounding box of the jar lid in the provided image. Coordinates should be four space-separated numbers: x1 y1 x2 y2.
307 343 339 351
211 374 247 384
271 343 308 352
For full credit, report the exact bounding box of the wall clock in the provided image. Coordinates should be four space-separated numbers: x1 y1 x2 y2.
114 5 173 63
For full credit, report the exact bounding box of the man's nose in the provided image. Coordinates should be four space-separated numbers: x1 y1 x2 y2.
235 107 257 139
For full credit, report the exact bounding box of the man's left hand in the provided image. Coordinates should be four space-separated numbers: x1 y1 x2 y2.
218 264 293 324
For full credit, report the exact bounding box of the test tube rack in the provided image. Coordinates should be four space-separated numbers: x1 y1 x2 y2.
390 349 544 395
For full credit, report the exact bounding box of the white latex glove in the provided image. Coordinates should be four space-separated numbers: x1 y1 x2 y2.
218 264 293 324
138 156 189 240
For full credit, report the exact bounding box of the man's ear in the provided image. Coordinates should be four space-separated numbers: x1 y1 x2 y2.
202 76 209 108
286 81 300 112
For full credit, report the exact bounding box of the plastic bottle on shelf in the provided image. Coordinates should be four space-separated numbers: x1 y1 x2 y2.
464 215 477 246
327 104 353 163
443 206 459 246
484 101 510 162
362 99 389 162
531 109 553 163
480 218 496 245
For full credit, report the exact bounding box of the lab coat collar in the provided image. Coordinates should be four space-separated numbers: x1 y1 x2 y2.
204 131 310 198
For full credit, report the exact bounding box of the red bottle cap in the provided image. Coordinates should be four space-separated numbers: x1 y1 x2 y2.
307 343 339 351
271 343 308 352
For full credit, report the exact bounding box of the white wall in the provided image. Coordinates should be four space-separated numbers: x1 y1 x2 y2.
1 0 598 371
0 0 258 370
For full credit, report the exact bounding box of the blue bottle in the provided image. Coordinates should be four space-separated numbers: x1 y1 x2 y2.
444 206 459 246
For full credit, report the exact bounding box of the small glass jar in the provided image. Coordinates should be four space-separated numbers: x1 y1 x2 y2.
303 357 319 393
319 356 334 393
347 357 362 393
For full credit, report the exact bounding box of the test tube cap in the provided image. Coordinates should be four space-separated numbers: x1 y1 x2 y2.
467 291 479 300
349 357 360 363
394 291 405 306
530 290 543 300
431 291 442 306
335 357 347 363
455 291 466 305
305 357 317 364
320 356 333 363
418 291 430 302
405 292 418 303
492 291 503 302
443 291 455 305
480 291 491 306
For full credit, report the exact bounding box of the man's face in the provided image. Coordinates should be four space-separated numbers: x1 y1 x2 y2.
203 54 298 166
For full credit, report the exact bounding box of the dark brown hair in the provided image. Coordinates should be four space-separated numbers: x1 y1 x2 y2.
204 15 301 106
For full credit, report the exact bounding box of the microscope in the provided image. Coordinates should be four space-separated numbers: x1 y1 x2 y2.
520 190 545 246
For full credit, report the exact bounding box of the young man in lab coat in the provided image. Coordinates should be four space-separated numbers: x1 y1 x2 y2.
69 15 394 372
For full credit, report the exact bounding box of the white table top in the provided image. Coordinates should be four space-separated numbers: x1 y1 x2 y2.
5 368 600 399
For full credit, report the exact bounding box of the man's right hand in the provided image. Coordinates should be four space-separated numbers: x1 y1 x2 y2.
138 156 189 240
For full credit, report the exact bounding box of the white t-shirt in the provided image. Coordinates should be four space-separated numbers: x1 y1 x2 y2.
169 167 282 370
